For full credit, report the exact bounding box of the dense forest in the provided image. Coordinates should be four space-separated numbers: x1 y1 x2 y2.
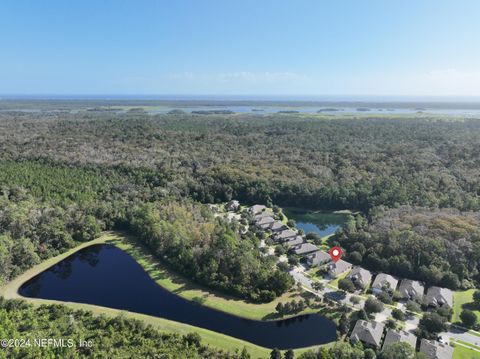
336 206 480 289
0 189 101 285
2 110 480 212
1 106 480 355
129 201 293 302
2 109 480 292
0 298 245 358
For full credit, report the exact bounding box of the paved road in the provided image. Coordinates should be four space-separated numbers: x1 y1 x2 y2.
289 265 479 351
440 326 480 351
291 266 376 313
290 266 313 288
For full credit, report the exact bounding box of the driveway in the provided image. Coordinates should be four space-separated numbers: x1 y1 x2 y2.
289 265 480 351
290 267 313 288
290 266 420 330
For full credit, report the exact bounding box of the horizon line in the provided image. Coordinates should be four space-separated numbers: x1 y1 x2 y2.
2 94 480 103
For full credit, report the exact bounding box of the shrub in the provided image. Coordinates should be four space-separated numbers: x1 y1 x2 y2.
460 309 477 328
364 297 384 314
392 308 406 321
338 278 356 293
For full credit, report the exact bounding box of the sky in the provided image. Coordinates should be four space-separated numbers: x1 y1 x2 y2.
1 0 480 97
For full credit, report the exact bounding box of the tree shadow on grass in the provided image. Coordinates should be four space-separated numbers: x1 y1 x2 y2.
325 290 346 302
262 312 284 320
114 233 295 308
191 294 209 305
462 302 478 311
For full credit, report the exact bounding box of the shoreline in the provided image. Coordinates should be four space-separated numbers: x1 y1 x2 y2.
0 231 335 357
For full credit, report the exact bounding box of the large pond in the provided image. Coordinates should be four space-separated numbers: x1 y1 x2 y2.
19 244 336 349
283 208 350 238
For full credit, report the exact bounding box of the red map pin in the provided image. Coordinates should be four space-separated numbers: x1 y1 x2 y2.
329 246 343 262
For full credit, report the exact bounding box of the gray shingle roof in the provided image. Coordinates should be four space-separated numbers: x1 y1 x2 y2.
255 215 275 225
372 273 398 292
347 267 373 288
293 242 318 255
249 204 267 215
420 339 453 359
270 221 286 232
255 215 275 224
398 279 424 301
254 211 272 220
350 320 384 347
327 259 352 277
383 329 417 350
426 286 453 308
307 251 331 266
285 236 304 247
275 229 298 241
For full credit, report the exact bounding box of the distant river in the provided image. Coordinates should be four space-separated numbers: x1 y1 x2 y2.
146 106 480 117
19 244 337 349
4 106 480 117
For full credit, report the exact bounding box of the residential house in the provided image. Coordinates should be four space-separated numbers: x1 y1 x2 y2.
254 211 271 220
350 320 385 348
372 273 398 294
293 242 318 256
255 216 275 229
270 221 287 233
285 236 304 247
275 229 298 242
249 204 267 215
419 339 453 359
347 267 372 290
327 259 352 278
398 279 424 302
383 330 417 350
226 200 240 212
426 287 453 308
306 251 331 267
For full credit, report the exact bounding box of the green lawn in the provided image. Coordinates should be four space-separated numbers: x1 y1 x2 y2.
453 290 480 323
321 233 335 243
0 231 336 358
453 343 480 359
328 269 351 289
306 267 326 281
276 207 289 225
110 232 317 321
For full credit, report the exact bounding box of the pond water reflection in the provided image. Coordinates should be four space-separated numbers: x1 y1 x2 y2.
19 244 337 349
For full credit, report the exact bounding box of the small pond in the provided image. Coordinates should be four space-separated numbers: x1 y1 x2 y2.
283 208 350 238
19 244 337 349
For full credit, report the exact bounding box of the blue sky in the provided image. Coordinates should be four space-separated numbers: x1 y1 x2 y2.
1 0 480 97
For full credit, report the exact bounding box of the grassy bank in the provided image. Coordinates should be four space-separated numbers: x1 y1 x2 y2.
452 342 480 359
453 290 480 323
0 231 335 358
110 232 318 321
